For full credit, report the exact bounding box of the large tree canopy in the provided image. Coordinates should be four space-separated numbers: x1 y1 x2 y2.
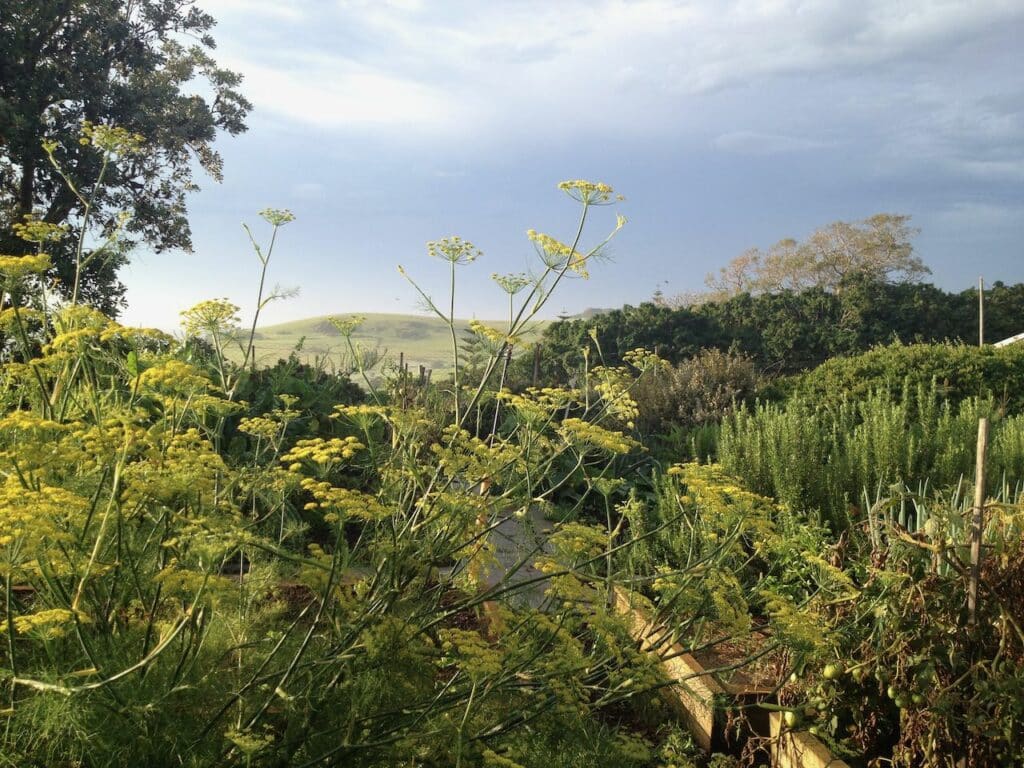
0 0 250 313
704 213 929 301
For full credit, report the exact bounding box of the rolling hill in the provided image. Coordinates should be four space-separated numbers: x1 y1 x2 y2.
241 312 548 378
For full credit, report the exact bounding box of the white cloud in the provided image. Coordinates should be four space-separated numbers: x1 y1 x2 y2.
200 0 307 22
208 0 1023 177
224 54 458 130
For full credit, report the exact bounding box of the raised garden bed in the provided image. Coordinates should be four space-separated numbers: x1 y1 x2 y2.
612 586 851 768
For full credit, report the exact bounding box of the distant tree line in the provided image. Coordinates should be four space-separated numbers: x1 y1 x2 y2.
524 276 1024 381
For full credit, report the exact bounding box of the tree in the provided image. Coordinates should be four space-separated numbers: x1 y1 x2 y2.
703 213 928 301
804 213 927 290
0 0 251 313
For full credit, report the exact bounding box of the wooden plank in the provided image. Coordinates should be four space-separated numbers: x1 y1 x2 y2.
968 417 989 626
611 587 725 751
769 712 852 768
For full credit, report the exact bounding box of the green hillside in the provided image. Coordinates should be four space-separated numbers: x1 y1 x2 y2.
241 312 547 377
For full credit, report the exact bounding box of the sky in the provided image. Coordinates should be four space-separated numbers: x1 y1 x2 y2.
119 0 1024 330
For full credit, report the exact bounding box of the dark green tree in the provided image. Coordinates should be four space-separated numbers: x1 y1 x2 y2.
0 0 250 313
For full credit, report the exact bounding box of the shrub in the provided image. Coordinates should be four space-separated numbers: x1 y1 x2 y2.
633 348 758 439
718 381 1024 530
788 341 1024 414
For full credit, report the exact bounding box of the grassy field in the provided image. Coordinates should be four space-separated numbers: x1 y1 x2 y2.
240 312 547 377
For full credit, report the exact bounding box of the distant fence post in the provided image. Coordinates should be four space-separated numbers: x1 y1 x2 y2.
968 417 989 627
978 276 984 347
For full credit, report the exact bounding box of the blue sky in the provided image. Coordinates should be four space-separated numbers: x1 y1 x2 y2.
119 0 1024 329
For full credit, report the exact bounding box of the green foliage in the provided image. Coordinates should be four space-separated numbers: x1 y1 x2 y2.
2 163 706 766
0 0 251 311
717 381 1024 529
782 485 1024 766
633 348 759 436
5 124 1024 767
530 279 1024 379
789 341 1024 414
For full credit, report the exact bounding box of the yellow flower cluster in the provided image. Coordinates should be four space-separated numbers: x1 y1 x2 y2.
124 429 228 507
45 327 105 354
497 386 578 424
0 409 66 434
0 307 43 332
468 319 515 350
298 479 388 522
0 253 52 279
259 208 295 226
4 608 82 639
550 521 607 561
558 418 638 455
622 347 668 373
138 360 212 394
0 411 71 473
333 403 389 420
468 319 505 344
482 749 526 768
669 463 774 526
526 230 589 277
557 179 615 205
155 563 236 606
76 120 145 154
180 298 241 337
282 436 365 471
0 476 87 572
426 236 481 265
439 628 503 679
12 215 68 245
591 365 640 428
238 415 282 441
491 272 530 295
66 418 146 473
430 425 527 483
665 463 785 568
98 324 175 348
44 306 116 354
327 315 365 338
415 489 489 526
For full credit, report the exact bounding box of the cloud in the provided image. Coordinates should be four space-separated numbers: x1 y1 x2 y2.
205 0 1023 195
224 53 458 130
200 0 307 22
713 131 835 154
216 2 1020 129
931 200 1024 230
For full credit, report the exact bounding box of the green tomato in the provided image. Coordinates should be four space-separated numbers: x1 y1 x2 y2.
784 710 803 728
823 663 844 680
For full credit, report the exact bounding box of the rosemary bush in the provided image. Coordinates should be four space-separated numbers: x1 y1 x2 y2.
719 380 1024 530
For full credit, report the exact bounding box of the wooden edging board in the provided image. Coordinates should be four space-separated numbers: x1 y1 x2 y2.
611 586 852 768
610 586 725 752
768 712 852 768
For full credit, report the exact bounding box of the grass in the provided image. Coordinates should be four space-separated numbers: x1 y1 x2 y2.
238 312 548 377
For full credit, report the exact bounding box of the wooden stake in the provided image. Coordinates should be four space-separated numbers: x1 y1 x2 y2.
968 417 988 627
978 276 984 347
